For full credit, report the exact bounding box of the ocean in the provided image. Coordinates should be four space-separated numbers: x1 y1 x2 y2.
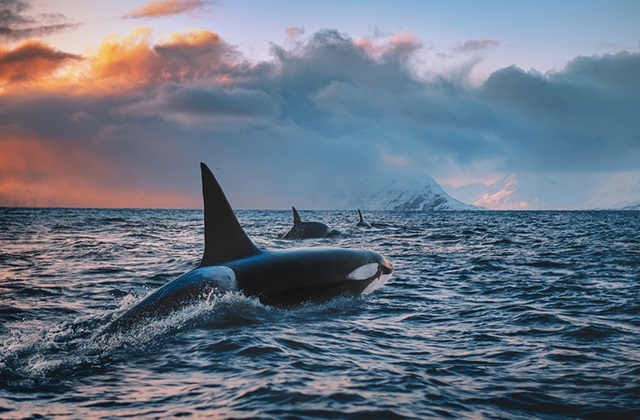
1 208 639 418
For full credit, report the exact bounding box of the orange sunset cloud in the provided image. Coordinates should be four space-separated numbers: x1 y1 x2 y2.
88 28 236 89
355 33 422 62
0 40 80 86
124 0 208 18
89 28 159 86
0 27 236 94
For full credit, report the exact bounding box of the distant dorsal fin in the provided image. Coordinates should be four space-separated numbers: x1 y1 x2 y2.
292 207 302 225
199 163 260 267
358 209 364 223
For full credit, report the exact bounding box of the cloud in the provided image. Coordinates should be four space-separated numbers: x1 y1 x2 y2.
0 0 78 42
1 27 639 209
556 50 640 92
57 28 239 92
121 82 279 125
356 32 423 63
0 40 80 85
453 39 500 54
286 26 304 39
124 0 209 19
480 54 640 173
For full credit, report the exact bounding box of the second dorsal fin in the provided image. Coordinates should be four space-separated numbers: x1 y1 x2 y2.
199 163 260 267
292 207 302 225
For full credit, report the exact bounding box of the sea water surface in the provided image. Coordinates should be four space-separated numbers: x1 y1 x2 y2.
1 208 639 418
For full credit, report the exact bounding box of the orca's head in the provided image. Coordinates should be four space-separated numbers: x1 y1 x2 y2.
344 250 394 295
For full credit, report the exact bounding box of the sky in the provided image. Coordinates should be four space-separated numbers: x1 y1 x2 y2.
1 0 639 209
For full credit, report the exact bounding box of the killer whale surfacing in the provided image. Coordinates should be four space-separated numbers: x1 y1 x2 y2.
356 209 372 228
104 163 393 334
282 207 338 239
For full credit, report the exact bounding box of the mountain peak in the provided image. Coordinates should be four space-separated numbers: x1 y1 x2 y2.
309 170 480 211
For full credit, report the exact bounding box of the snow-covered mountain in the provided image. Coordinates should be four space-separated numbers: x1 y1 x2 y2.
619 202 640 210
309 171 480 211
442 174 533 210
443 172 640 210
470 174 524 210
583 172 640 210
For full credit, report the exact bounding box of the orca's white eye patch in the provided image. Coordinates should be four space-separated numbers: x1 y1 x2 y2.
347 263 379 281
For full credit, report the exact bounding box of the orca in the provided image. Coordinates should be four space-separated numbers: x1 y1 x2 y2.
282 207 339 239
103 163 393 334
356 209 372 228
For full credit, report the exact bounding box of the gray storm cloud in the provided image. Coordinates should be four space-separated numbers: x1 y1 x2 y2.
0 0 78 42
481 53 640 172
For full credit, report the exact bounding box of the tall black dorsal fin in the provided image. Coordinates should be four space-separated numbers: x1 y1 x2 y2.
292 207 302 225
199 163 260 267
358 209 364 223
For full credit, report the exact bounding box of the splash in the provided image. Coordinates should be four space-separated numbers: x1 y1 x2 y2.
0 290 265 384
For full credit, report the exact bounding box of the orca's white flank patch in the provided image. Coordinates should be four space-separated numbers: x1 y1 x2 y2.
190 266 238 291
347 263 379 281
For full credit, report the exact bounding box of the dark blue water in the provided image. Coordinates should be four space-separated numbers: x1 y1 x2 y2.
1 208 639 418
